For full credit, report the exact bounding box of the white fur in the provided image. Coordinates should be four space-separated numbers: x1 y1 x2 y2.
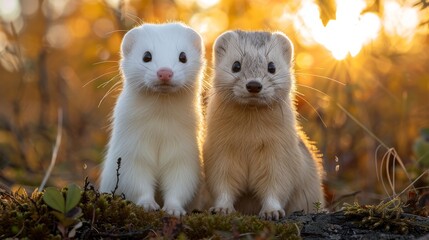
100 23 205 216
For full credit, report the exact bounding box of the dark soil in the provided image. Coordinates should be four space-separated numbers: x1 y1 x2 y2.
285 211 429 240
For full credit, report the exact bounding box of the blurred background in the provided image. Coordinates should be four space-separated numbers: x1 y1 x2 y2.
0 0 428 208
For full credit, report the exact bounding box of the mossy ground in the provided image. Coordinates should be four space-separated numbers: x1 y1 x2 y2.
2 179 429 239
0 180 300 239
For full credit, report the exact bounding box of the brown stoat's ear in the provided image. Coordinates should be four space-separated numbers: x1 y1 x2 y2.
213 31 236 63
272 32 294 64
121 27 139 57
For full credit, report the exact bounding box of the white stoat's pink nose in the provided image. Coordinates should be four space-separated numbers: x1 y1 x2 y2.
157 68 173 82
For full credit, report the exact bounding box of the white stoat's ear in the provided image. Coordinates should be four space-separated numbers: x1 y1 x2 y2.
192 31 204 55
272 32 294 64
121 27 139 57
185 27 204 55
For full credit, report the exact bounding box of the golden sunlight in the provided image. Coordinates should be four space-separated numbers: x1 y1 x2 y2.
190 9 228 44
294 0 381 60
196 0 220 9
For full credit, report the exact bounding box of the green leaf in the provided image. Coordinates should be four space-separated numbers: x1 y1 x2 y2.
66 206 83 219
65 184 82 213
51 211 66 222
52 211 77 228
43 187 65 213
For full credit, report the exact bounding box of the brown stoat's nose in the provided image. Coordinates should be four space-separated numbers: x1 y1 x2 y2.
246 81 262 93
157 68 173 82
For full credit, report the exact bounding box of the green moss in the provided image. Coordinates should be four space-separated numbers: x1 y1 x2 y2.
343 197 429 235
0 180 301 239
183 212 300 239
0 190 57 239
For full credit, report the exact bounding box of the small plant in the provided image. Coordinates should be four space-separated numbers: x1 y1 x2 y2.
404 190 429 217
112 157 122 195
313 201 322 213
342 197 427 234
42 184 83 239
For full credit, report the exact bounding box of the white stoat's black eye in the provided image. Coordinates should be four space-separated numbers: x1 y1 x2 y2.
232 61 241 73
268 62 276 74
179 52 187 63
143 51 152 62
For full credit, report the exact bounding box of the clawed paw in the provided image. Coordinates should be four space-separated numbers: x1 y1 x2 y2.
138 200 160 212
162 205 186 217
209 206 236 215
259 208 286 221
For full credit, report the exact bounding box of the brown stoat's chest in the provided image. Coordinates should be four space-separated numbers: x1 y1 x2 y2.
216 105 291 150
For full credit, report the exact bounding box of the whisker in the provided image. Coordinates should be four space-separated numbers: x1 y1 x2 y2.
212 92 234 117
224 37 245 57
92 60 119 66
83 69 119 87
98 73 121 88
296 83 331 98
98 81 122 107
266 38 281 57
125 12 144 26
296 94 327 128
295 72 345 86
105 29 128 36
217 67 238 80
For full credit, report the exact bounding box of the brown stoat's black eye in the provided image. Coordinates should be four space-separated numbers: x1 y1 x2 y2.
268 62 276 74
179 52 187 63
232 61 241 73
143 51 152 62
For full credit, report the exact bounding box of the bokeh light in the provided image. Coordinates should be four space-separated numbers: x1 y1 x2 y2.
384 0 419 40
0 0 21 22
42 0 76 19
46 24 71 49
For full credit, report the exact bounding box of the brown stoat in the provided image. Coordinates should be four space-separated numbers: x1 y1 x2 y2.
203 30 325 220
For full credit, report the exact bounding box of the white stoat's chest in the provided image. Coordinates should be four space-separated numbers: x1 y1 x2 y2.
110 89 198 165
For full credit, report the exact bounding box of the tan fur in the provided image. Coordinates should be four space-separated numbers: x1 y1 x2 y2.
203 30 324 219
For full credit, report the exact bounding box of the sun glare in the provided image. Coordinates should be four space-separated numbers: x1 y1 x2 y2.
294 0 382 60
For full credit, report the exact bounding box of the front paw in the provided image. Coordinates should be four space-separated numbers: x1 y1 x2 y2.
210 206 236 215
162 205 186 217
259 208 285 220
138 200 160 211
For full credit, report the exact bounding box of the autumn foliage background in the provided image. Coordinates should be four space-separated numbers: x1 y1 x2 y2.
0 0 428 208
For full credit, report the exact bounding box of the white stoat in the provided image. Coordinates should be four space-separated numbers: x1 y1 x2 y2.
100 23 205 217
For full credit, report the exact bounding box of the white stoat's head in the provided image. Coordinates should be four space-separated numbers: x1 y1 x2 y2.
120 23 204 93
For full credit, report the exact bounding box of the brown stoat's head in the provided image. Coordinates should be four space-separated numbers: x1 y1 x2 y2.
212 30 294 107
